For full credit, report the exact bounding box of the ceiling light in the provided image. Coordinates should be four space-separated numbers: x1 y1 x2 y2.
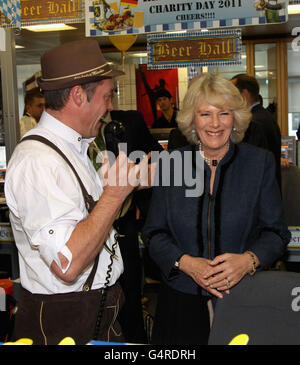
130 52 148 57
22 23 77 32
288 5 300 14
166 30 187 34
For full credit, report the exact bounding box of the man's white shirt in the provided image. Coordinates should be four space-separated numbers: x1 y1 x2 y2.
5 111 123 294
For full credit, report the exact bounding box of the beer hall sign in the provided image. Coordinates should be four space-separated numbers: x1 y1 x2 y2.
20 0 81 23
147 29 242 69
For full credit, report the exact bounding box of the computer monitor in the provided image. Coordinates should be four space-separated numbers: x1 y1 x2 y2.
0 146 6 187
0 146 6 190
150 128 174 151
0 146 6 170
158 139 168 151
281 136 296 165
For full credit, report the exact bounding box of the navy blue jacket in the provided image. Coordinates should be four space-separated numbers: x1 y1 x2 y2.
142 142 291 295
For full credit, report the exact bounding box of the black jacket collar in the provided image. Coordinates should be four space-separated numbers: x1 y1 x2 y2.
191 140 236 171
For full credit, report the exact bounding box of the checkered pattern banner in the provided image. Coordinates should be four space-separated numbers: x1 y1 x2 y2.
86 0 288 37
188 66 202 83
0 0 21 27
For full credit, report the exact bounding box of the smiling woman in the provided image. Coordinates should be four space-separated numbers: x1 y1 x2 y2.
142 72 291 345
194 101 233 162
178 72 251 146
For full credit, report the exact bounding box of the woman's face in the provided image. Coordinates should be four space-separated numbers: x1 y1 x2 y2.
194 99 234 157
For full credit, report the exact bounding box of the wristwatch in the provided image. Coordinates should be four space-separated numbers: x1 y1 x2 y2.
173 255 184 270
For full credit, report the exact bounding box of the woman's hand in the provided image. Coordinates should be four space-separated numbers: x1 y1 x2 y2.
201 252 258 292
179 254 225 298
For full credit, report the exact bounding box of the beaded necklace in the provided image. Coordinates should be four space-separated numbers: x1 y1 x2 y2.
198 141 229 167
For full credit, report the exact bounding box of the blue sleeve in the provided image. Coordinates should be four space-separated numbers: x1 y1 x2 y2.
141 186 185 281
248 151 291 267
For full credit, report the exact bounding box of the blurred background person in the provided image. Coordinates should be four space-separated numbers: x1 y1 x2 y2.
89 109 163 343
152 89 178 129
19 89 45 139
231 73 282 191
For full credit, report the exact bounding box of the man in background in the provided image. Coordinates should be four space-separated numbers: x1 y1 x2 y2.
19 89 45 139
152 89 178 129
231 73 282 191
90 109 163 344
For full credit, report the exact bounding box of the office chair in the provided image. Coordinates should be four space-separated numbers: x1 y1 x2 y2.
208 270 300 345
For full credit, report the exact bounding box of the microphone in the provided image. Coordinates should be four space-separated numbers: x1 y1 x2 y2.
104 120 126 165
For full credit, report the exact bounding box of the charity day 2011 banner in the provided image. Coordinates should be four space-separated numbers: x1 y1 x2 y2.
85 0 289 37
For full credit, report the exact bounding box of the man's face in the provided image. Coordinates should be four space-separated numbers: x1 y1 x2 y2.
231 78 251 107
27 97 45 122
81 78 114 138
231 78 238 89
157 96 172 112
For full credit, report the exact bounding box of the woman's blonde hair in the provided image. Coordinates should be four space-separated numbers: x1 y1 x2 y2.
177 73 251 144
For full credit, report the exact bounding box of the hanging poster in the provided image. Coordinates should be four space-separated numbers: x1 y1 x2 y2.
0 0 21 27
85 0 289 37
147 29 242 69
135 64 178 128
20 0 83 25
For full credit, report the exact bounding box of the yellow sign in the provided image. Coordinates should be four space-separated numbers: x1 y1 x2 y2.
21 0 80 22
288 226 300 248
228 334 249 345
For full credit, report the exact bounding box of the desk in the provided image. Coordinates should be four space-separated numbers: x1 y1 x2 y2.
281 166 300 262
281 165 300 226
